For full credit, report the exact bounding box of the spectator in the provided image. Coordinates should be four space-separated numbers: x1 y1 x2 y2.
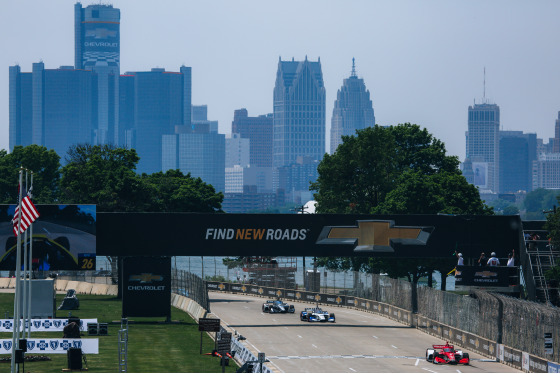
477 252 487 266
455 251 464 266
507 249 515 267
487 252 500 266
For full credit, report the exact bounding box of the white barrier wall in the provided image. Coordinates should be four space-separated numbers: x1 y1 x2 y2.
0 339 98 354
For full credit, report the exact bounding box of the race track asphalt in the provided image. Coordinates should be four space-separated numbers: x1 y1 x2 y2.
209 291 522 373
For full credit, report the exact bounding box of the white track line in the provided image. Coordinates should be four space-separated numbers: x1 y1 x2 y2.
349 368 356 372
415 359 419 366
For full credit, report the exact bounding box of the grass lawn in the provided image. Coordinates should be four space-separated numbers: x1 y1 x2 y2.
0 293 238 373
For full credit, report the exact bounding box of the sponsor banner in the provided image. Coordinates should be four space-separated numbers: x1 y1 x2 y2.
0 339 98 354
323 294 345 306
548 361 560 373
455 266 512 287
0 318 97 332
497 344 504 361
122 256 171 318
98 213 522 259
529 355 549 373
84 22 119 52
230 283 248 293
464 332 482 353
523 352 530 371
503 346 523 369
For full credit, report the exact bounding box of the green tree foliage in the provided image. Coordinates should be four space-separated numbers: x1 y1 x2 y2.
312 123 492 288
60 144 142 212
312 125 397 213
140 170 223 212
524 188 558 220
60 144 223 213
0 145 61 203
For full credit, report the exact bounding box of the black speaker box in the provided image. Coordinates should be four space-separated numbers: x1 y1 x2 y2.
98 323 108 335
67 347 82 370
87 322 98 335
18 339 27 352
14 349 24 364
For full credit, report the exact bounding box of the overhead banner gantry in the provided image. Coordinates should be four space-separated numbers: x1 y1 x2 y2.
96 213 523 259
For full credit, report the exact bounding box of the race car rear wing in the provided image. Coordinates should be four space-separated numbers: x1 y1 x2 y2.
432 344 454 349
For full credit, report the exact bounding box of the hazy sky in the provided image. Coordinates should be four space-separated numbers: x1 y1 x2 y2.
2 0 560 161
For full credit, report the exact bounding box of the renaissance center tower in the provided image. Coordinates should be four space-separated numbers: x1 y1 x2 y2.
75 2 120 145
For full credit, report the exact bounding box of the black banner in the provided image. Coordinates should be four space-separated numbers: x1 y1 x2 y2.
122 256 171 318
97 213 522 258
455 266 515 287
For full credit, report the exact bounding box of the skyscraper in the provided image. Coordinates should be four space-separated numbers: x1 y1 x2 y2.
499 131 536 193
465 102 500 192
162 124 225 193
273 57 326 168
232 109 273 167
9 63 98 159
330 59 375 153
120 67 192 174
75 2 120 145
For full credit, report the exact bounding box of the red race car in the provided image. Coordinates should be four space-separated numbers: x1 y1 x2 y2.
426 342 470 365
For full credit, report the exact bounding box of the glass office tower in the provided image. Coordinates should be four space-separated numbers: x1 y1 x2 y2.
120 67 192 174
75 2 120 145
466 102 500 192
273 57 326 168
9 62 98 159
330 59 375 153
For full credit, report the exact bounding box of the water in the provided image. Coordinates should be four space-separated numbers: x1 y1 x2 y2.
169 256 455 291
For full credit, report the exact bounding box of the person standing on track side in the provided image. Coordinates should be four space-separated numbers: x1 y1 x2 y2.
487 252 500 266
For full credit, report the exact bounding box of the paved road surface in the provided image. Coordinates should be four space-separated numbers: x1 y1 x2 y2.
209 292 521 373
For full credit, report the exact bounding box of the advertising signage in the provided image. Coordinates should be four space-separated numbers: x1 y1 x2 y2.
122 256 171 319
84 22 119 52
97 213 522 259
0 205 96 271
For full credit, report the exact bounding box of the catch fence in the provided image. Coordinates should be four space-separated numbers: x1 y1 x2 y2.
171 268 209 312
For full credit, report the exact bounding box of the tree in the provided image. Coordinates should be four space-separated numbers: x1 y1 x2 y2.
311 125 397 213
524 188 558 220
374 170 493 215
60 144 142 212
311 123 493 290
0 145 61 203
140 170 223 212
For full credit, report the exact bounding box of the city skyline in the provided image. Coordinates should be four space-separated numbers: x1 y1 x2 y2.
2 1 560 162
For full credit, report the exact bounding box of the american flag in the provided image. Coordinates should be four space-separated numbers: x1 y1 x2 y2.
12 186 39 236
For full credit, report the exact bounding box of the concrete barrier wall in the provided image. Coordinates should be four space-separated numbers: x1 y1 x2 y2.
0 278 11 288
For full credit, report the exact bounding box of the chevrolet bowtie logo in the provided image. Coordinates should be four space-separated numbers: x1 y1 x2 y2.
474 271 498 278
316 220 432 252
129 273 163 283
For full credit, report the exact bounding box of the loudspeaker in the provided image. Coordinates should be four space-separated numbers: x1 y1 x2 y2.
18 339 27 352
98 323 108 335
67 347 82 370
14 349 24 364
87 322 98 335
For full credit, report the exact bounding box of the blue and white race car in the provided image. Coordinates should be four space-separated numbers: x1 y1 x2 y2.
262 300 295 313
300 307 335 322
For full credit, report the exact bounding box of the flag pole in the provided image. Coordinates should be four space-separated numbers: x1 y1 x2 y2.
22 170 29 340
27 172 34 340
11 168 23 373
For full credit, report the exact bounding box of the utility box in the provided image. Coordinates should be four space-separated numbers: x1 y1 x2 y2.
305 270 320 292
17 279 55 318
